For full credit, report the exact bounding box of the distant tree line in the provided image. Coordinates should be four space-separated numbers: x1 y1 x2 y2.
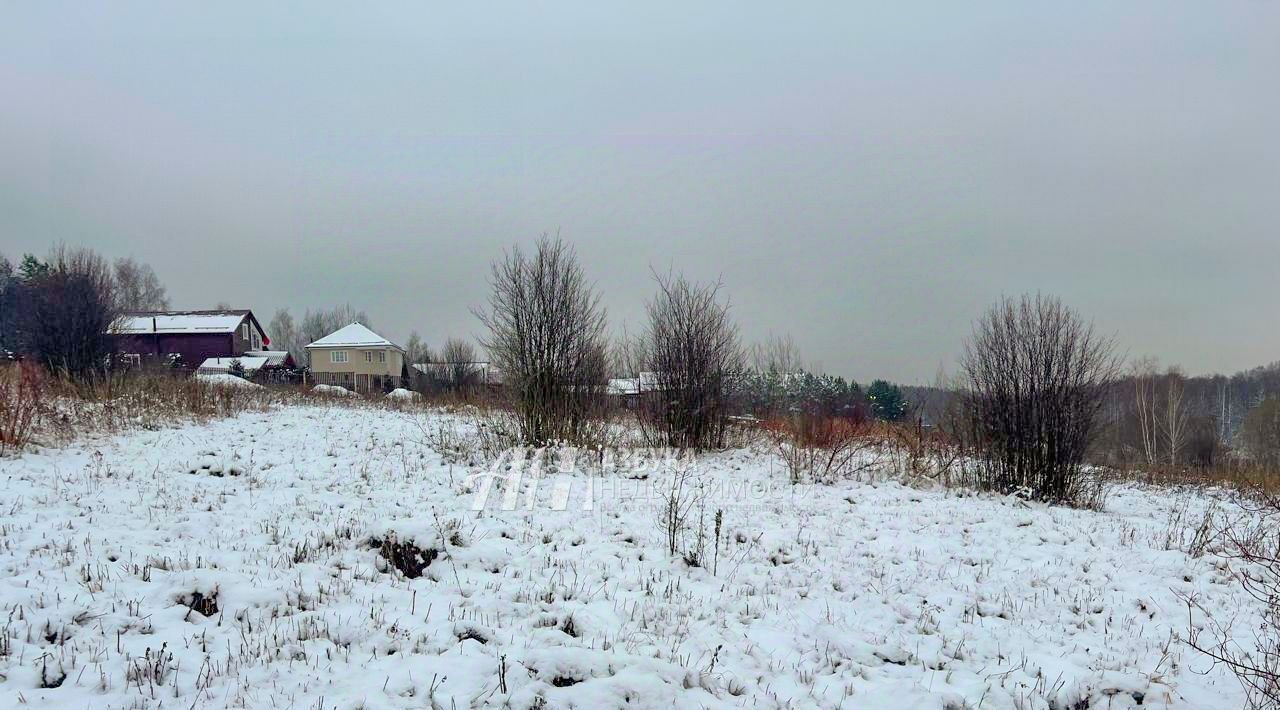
1091 360 1280 469
725 371 865 420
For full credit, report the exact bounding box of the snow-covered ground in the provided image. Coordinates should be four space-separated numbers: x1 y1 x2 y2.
0 405 1253 708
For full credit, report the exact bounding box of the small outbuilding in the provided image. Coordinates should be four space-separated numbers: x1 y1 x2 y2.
196 350 297 383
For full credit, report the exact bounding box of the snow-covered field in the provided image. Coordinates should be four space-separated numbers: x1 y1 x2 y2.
0 405 1254 708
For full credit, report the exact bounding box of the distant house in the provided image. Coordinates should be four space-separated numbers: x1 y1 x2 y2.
110 310 269 371
305 323 406 393
196 350 297 383
607 371 662 408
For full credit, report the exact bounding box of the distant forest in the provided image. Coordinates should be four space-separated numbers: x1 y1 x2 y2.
904 360 1280 464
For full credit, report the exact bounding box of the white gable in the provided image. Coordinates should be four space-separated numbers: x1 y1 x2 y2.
306 323 402 351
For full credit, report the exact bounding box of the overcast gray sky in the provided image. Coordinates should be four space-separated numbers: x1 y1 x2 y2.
2 3 1277 383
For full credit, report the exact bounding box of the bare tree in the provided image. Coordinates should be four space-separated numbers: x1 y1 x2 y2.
267 309 305 362
15 246 119 379
1133 357 1160 466
960 294 1120 506
1161 367 1191 465
1242 398 1280 468
476 235 608 445
403 331 433 365
1132 359 1193 467
608 324 647 380
441 337 481 392
112 257 170 311
0 254 15 354
751 333 803 373
642 271 744 450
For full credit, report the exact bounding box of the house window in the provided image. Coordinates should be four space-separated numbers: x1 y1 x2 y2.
378 351 386 363
241 324 249 341
331 351 348 363
364 351 373 363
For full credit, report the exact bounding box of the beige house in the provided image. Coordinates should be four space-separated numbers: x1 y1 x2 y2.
305 323 406 393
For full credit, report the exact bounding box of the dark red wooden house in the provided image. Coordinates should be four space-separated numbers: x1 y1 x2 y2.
110 310 269 371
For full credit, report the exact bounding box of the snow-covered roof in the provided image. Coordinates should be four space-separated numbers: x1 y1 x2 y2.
245 350 292 367
608 372 661 396
111 311 250 335
306 323 403 351
197 357 272 374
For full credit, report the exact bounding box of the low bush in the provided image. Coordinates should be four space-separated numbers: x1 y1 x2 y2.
882 418 968 485
765 413 876 484
0 361 45 454
421 406 524 467
1184 495 1280 707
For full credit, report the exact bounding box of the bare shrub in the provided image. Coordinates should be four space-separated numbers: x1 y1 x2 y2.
0 362 45 454
641 272 743 450
885 418 967 484
1185 496 1280 707
857 371 965 484
660 468 704 559
1162 494 1223 558
422 407 523 467
767 413 877 484
960 294 1121 506
476 235 608 446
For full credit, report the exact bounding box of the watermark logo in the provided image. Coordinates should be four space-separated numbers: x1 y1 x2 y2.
466 447 585 512
465 447 810 512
